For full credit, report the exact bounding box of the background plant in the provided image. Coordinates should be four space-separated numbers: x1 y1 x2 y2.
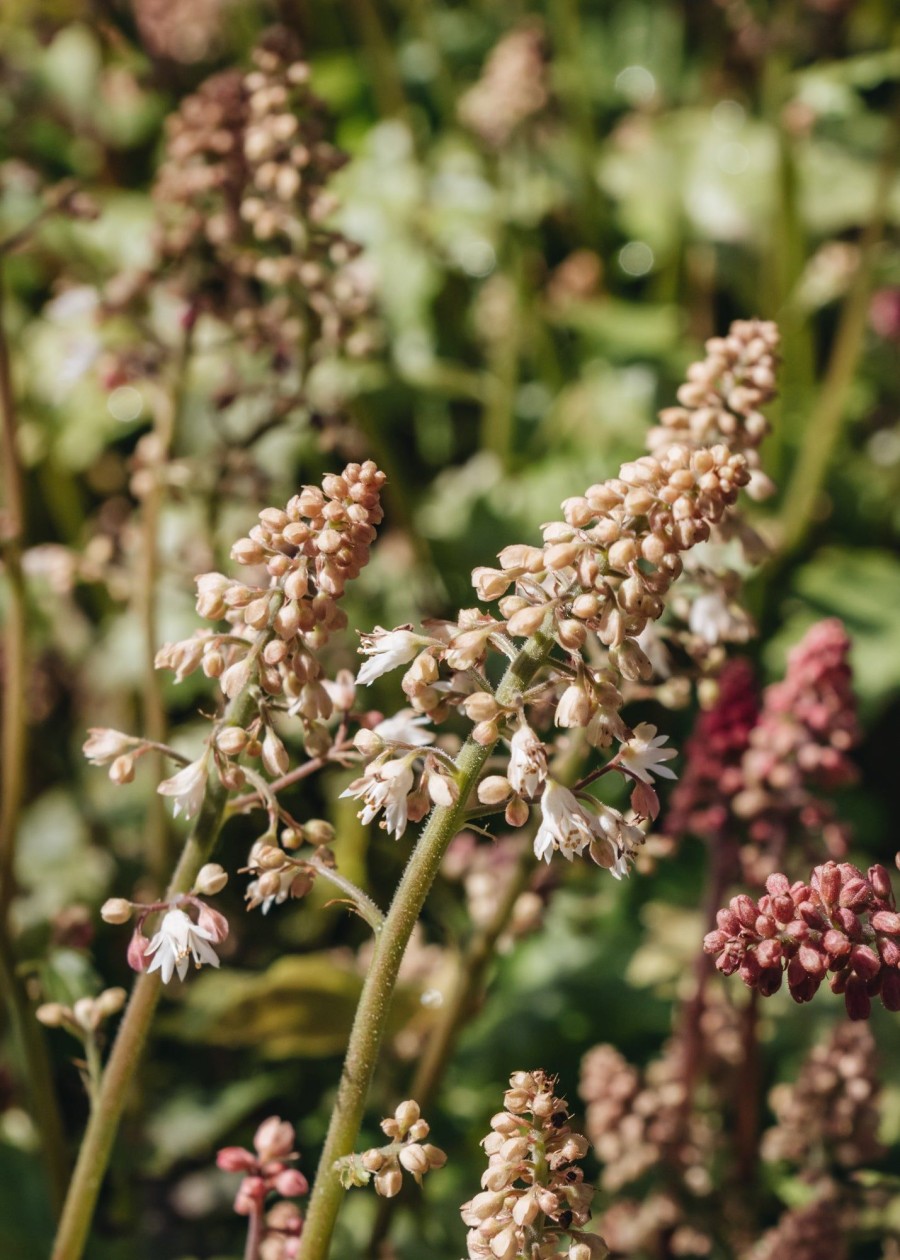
1 1 900 1258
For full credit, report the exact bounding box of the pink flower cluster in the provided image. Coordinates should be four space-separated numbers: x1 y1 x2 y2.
217 1116 308 1255
664 658 759 842
704 859 900 1019
667 619 859 883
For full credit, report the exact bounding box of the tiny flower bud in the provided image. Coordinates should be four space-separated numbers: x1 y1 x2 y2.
194 863 228 896
101 898 133 925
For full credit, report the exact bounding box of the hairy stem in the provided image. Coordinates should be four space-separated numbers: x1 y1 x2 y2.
298 630 554 1260
0 261 69 1212
50 676 263 1260
244 1201 265 1260
368 843 536 1255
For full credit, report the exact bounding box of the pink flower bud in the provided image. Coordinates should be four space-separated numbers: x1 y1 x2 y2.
126 927 150 972
844 973 872 1020
839 879 871 911
756 938 782 968
274 1169 309 1197
849 944 881 980
817 863 842 906
880 968 900 1011
868 864 893 901
732 895 757 929
872 910 900 934
216 1147 257 1173
823 929 851 960
254 1116 296 1162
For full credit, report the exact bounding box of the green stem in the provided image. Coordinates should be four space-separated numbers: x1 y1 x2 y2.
778 104 900 554
298 630 554 1260
49 679 263 1260
0 261 69 1213
367 843 536 1256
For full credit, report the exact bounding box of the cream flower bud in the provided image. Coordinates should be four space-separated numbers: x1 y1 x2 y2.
374 1166 402 1198
478 775 512 805
109 754 135 785
361 1148 385 1172
472 567 512 600
506 603 549 637
216 726 249 756
262 727 290 777
36 1002 68 1028
393 1100 420 1133
101 897 133 924
73 997 100 1031
194 863 228 896
95 987 127 1018
398 1144 430 1176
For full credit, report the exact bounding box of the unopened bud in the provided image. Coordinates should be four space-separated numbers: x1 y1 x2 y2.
194 863 228 896
477 776 512 805
101 897 133 924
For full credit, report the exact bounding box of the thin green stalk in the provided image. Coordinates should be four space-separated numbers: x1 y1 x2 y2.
779 105 900 554
298 629 554 1260
50 675 264 1260
0 261 69 1212
367 843 536 1256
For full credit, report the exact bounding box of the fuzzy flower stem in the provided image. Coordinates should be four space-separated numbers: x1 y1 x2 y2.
244 1201 265 1260
305 854 385 934
367 841 537 1257
0 262 69 1214
50 663 265 1260
137 331 193 889
298 628 555 1260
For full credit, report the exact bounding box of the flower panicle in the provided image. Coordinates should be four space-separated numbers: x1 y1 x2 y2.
704 857 900 1020
461 1070 607 1260
335 1099 447 1198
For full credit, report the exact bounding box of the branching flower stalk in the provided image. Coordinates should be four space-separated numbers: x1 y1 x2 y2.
299 320 781 1259
52 461 388 1260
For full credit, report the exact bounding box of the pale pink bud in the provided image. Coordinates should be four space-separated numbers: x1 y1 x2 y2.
398 1144 430 1176
221 657 252 698
254 1116 296 1162
126 927 150 972
274 1169 309 1197
216 726 249 756
506 603 549 637
262 727 290 777
83 728 133 765
374 1166 402 1197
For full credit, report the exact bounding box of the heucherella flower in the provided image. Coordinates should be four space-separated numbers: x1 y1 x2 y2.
157 756 209 819
534 781 595 863
82 728 134 765
372 709 435 747
356 626 435 686
688 590 750 646
143 906 224 983
618 723 677 785
340 754 417 837
507 721 548 799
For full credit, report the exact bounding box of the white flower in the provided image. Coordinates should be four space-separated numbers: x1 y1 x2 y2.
507 723 548 799
635 623 672 679
356 627 432 686
157 757 209 819
689 591 749 646
372 709 435 747
619 723 677 785
533 781 594 863
340 756 416 838
144 908 221 984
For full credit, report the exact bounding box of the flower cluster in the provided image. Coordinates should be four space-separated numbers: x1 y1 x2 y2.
217 1116 308 1259
457 23 550 149
664 658 759 843
155 460 385 765
761 1021 883 1172
108 28 376 384
734 618 859 879
704 859 900 1018
36 988 126 1038
749 1195 848 1260
101 865 230 984
335 1099 446 1198
579 1042 716 1198
341 322 780 879
460 1070 606 1260
666 618 859 886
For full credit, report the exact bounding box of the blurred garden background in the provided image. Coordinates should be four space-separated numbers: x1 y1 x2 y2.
2 0 900 1257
